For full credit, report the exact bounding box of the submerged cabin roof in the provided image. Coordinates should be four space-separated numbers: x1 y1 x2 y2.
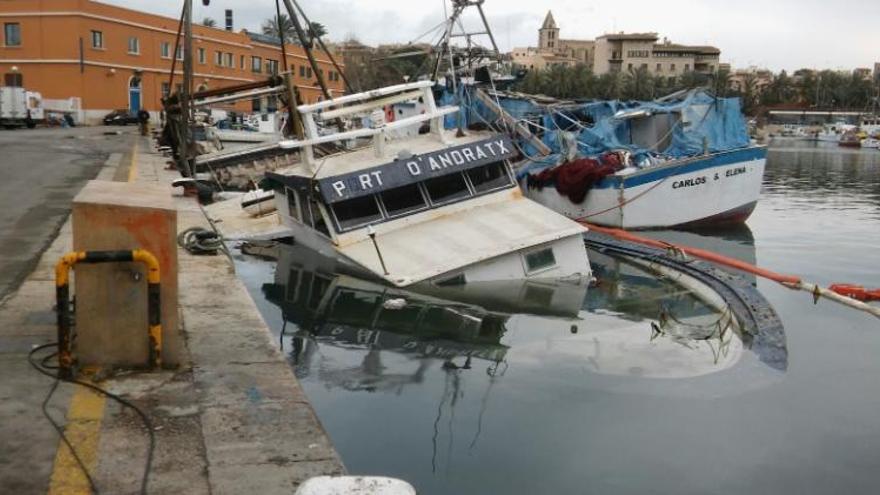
337 191 586 286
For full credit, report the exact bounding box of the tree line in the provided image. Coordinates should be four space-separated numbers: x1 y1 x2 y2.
513 65 879 115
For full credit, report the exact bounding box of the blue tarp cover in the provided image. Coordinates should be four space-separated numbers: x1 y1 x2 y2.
441 87 751 177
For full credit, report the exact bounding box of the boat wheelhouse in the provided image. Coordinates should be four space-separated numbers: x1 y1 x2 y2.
263 81 591 287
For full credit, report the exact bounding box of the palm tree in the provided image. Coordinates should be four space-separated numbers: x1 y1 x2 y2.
262 14 295 43
202 17 217 28
262 15 328 45
308 22 327 39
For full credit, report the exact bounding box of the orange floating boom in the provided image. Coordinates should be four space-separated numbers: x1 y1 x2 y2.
583 223 802 284
581 222 880 320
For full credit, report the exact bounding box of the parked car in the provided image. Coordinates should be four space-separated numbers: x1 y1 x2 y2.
103 109 139 126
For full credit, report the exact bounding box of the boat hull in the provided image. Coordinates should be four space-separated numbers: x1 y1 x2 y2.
521 147 767 229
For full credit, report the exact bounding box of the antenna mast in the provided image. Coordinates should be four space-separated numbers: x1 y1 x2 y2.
431 0 501 82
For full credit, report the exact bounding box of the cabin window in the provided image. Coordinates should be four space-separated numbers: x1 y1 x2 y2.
435 273 466 286
300 194 331 237
524 247 556 273
466 162 511 194
424 173 471 205
285 187 300 221
4 23 21 47
286 268 301 303
308 273 332 310
332 195 382 231
379 183 428 218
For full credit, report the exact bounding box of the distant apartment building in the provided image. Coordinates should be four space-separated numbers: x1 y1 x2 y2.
853 68 872 80
728 67 774 93
511 11 721 77
0 0 345 124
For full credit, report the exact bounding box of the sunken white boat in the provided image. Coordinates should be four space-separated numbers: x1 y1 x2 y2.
263 81 591 287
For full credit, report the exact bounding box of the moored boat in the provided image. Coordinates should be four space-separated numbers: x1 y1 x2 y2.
461 88 766 229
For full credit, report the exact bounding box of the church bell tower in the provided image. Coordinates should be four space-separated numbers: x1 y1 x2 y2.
538 11 559 51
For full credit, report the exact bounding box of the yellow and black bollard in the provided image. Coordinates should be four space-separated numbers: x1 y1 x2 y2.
55 249 162 378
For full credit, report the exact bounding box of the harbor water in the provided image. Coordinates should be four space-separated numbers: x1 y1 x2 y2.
236 140 880 494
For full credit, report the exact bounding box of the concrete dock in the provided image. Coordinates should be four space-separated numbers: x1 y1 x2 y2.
0 129 344 494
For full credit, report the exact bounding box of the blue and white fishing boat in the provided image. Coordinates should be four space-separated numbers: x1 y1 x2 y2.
453 88 766 229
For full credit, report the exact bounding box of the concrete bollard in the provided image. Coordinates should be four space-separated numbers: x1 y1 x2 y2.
71 180 180 368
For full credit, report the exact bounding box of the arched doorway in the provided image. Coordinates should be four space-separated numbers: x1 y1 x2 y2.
128 76 142 113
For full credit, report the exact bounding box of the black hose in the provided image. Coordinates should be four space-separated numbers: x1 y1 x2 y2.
28 343 155 495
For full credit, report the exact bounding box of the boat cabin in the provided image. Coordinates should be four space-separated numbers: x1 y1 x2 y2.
263 81 591 287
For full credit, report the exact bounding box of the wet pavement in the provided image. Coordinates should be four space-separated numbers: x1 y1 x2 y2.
0 127 135 302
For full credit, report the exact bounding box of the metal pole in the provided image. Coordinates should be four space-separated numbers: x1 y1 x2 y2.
474 1 500 57
275 0 303 139
177 0 194 177
290 0 353 93
280 0 333 102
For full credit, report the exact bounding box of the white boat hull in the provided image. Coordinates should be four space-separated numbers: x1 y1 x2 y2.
521 147 767 229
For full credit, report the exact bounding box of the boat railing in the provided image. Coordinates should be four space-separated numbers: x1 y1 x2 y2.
278 80 459 173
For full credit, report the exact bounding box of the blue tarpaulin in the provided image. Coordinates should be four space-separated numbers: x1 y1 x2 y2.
441 86 751 175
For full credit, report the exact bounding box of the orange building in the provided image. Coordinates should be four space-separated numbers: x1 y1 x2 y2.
0 0 345 124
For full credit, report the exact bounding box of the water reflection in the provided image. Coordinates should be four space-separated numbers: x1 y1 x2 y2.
257 240 790 389
764 140 880 208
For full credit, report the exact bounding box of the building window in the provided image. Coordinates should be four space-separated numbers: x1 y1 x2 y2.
91 30 103 49
299 66 305 77
627 63 633 70
215 50 223 66
240 55 245 69
224 52 233 68
175 45 183 61
198 47 206 64
251 56 262 73
161 82 170 98
684 64 690 72
656 63 662 72
3 23 21 47
127 37 139 54
252 97 261 112
4 73 23 87
670 63 676 72
548 41 554 48
267 59 279 75
160 42 170 58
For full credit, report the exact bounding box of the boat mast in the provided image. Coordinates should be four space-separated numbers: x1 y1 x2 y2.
431 0 501 82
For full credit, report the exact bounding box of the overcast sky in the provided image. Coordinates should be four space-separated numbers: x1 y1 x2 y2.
104 0 879 72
